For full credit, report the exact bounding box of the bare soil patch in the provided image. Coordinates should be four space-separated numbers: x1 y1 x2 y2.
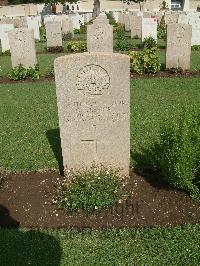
0 171 199 229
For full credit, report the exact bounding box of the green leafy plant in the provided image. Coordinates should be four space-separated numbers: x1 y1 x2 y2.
106 12 118 26
142 36 157 49
8 64 39 80
39 26 46 42
74 28 80 34
56 166 126 214
157 23 166 40
115 25 126 40
62 32 73 41
157 109 200 199
0 50 11 56
129 48 161 74
80 24 87 34
116 39 130 51
192 45 200 51
66 41 87 53
45 64 54 77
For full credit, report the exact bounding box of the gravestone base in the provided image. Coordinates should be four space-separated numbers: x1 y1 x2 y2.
47 46 64 53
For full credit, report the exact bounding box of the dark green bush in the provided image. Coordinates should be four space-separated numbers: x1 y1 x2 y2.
115 25 126 40
39 26 46 42
0 50 11 56
157 110 200 199
56 166 125 214
106 12 118 26
142 36 157 49
8 64 39 80
192 45 200 51
116 39 130 51
80 24 87 34
129 48 161 74
74 29 80 34
66 41 87 53
157 23 167 40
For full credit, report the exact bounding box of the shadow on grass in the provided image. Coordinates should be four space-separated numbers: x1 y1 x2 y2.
130 148 169 190
0 204 62 265
0 204 19 228
46 128 64 176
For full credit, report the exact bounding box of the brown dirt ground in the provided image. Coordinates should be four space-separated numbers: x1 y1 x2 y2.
0 171 199 229
1 71 200 85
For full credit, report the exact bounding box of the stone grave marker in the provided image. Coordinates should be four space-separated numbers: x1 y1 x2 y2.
0 24 14 52
166 23 192 70
118 12 125 25
142 17 157 41
54 52 130 175
26 16 40 40
62 18 74 37
130 15 142 38
8 28 37 68
189 17 200 45
164 13 179 25
45 21 62 49
124 13 130 31
87 15 113 52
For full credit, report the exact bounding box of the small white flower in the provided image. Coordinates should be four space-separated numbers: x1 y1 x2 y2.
94 206 98 209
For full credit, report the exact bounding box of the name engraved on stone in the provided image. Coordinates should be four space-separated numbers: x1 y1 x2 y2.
65 100 128 123
76 64 110 96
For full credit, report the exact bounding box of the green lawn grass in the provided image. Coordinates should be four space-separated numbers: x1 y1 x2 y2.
1 77 200 172
1 47 200 78
0 225 200 265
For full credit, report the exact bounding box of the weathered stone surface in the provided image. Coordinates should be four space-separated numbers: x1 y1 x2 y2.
8 28 37 68
45 21 62 48
54 53 130 175
0 24 14 52
142 18 157 41
166 23 192 70
62 18 74 36
118 12 125 25
124 13 130 31
26 16 40 40
87 16 113 53
164 13 179 24
130 15 142 38
189 17 200 45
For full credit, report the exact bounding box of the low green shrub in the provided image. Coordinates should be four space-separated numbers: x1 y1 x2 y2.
39 26 46 42
142 36 157 49
115 25 126 40
116 39 130 51
106 12 118 26
129 48 161 74
157 109 200 199
192 45 200 51
8 64 39 80
62 32 73 41
45 64 54 77
74 29 80 34
66 40 87 53
157 23 166 40
80 24 87 34
56 166 126 214
0 50 11 56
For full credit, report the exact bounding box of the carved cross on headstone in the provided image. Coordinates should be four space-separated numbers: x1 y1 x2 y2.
80 124 98 162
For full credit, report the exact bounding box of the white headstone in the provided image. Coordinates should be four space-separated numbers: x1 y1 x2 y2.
8 28 37 68
0 24 14 52
54 53 130 175
142 18 157 41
